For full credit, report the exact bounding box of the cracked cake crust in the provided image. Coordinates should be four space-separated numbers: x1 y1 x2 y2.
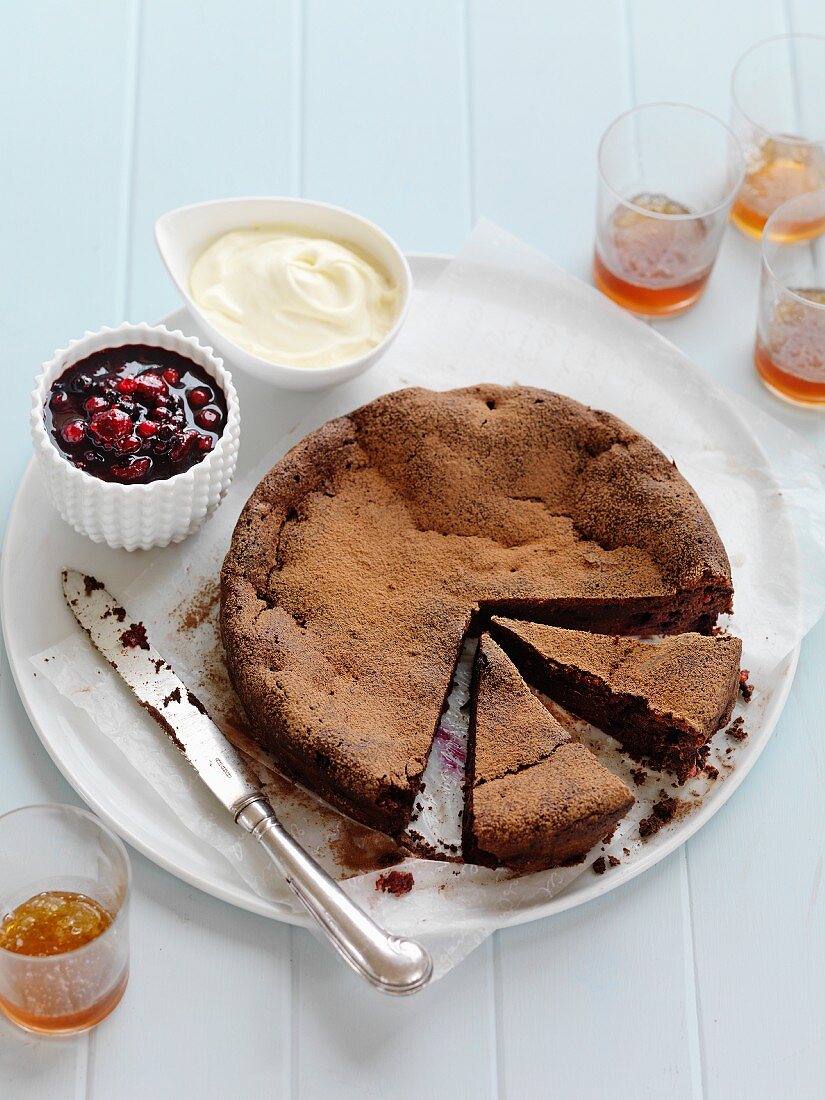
220 384 732 835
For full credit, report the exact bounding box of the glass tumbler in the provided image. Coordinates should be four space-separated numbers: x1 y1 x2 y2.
754 189 825 406
0 804 130 1034
594 103 744 318
731 34 825 240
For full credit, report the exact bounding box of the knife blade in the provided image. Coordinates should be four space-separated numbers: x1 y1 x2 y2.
61 569 432 995
62 569 261 816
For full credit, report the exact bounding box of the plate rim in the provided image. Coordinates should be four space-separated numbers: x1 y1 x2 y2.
1 251 800 931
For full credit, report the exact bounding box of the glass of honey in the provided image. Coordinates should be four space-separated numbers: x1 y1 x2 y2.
755 189 825 406
594 103 744 318
0 804 130 1034
731 35 825 241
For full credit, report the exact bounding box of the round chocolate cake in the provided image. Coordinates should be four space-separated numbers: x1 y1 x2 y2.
220 384 732 840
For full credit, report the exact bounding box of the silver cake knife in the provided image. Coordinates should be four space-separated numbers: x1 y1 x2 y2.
61 569 432 995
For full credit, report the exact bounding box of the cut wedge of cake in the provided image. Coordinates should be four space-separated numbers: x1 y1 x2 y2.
490 618 742 782
463 635 633 872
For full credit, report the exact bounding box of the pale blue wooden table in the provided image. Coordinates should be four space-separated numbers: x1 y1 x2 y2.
2 3 824 1097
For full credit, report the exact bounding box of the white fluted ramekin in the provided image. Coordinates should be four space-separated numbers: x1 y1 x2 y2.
30 322 240 551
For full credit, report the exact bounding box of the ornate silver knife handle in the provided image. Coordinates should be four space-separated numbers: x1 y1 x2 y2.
234 796 432 995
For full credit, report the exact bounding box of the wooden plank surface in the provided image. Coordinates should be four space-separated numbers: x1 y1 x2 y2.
2 2 824 1096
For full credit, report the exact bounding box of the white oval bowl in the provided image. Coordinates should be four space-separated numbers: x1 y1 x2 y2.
154 197 412 392
30 323 240 551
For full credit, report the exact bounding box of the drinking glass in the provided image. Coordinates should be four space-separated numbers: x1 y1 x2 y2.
0 804 130 1034
754 189 825 406
594 103 744 317
731 34 825 240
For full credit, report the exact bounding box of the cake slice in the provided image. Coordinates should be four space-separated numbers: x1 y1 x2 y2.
463 635 633 872
490 618 742 782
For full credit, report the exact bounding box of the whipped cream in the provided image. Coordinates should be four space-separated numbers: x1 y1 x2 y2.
189 227 400 369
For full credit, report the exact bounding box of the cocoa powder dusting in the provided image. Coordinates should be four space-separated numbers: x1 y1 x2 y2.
328 827 402 875
177 579 221 632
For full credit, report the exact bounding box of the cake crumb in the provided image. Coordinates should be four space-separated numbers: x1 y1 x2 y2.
162 687 182 708
639 793 682 839
739 670 753 702
83 575 104 597
375 870 414 897
593 854 620 875
630 767 648 787
704 763 719 781
623 847 630 857
727 716 748 741
120 623 149 650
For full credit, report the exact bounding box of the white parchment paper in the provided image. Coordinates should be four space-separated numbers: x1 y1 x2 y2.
32 222 825 981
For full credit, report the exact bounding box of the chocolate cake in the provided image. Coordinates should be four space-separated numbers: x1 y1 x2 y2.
220 384 732 835
490 618 742 782
464 636 633 871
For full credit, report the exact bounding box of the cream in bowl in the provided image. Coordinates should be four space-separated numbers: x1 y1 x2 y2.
154 197 412 391
190 227 401 370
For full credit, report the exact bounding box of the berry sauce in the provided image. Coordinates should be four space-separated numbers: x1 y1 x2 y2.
45 346 227 484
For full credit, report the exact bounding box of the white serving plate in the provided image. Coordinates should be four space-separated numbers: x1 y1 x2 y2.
1 254 798 930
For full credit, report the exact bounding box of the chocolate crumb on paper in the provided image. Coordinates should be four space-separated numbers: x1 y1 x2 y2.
592 854 622 875
639 792 687 840
375 870 414 897
727 716 748 741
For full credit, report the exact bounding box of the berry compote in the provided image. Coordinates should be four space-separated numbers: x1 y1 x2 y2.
45 346 227 484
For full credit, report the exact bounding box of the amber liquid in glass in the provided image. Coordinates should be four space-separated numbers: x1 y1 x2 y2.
0 891 127 1034
594 194 712 317
731 140 825 241
755 289 825 405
